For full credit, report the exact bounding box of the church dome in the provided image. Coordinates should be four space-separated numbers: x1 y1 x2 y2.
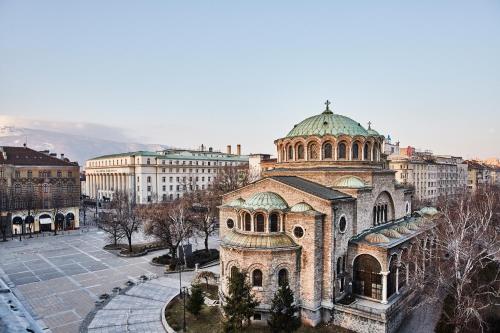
242 192 288 211
221 230 298 249
290 202 313 212
334 176 366 188
285 106 371 138
380 229 402 239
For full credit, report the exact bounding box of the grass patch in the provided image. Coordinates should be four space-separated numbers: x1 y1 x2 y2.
165 296 354 333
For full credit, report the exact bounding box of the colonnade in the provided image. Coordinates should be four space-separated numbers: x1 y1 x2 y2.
86 173 132 198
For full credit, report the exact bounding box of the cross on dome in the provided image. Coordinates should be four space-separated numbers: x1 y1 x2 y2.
323 99 333 114
368 121 372 129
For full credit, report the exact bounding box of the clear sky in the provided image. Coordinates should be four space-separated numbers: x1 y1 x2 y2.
1 0 499 158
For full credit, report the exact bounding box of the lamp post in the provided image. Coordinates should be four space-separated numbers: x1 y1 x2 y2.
182 286 187 332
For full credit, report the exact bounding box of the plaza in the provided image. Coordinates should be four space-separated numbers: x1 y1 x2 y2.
0 228 220 333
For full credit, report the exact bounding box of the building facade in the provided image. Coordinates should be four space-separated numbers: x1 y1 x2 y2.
219 104 437 333
0 146 80 235
388 153 467 204
85 146 248 204
465 160 498 191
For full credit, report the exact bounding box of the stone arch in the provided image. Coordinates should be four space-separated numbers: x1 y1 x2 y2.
322 141 334 159
387 254 398 298
337 141 348 160
306 139 320 160
353 254 383 300
248 263 266 287
268 212 280 232
253 212 266 232
241 211 252 231
372 191 396 225
351 139 364 160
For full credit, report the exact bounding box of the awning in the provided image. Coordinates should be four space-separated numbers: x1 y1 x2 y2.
40 218 52 225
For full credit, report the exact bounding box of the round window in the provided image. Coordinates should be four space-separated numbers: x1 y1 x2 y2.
226 219 234 229
293 226 304 238
338 216 347 233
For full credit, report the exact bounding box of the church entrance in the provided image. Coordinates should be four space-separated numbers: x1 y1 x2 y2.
353 254 382 300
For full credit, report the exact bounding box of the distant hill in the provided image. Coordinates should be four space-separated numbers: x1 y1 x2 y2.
0 126 168 167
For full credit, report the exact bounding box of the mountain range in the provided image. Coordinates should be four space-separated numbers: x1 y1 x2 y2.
0 126 167 167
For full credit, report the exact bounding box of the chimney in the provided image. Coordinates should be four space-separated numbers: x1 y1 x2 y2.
60 153 65 159
236 144 241 155
209 147 213 152
227 145 232 155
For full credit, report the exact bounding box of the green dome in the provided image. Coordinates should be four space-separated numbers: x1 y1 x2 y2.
365 233 390 244
334 176 366 188
286 110 370 138
367 128 380 136
290 202 313 212
221 230 298 249
242 192 288 211
228 198 245 207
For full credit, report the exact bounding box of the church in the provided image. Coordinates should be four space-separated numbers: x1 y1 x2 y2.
218 102 438 333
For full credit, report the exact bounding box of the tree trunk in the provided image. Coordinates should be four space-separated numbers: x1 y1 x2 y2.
128 236 132 253
204 232 209 253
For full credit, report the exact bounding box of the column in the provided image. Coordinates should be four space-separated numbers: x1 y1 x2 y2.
381 271 389 304
406 263 410 285
396 265 400 294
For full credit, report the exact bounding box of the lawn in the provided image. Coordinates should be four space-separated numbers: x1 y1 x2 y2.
165 296 353 333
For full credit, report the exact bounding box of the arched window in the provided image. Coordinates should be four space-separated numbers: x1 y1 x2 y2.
231 266 239 277
308 143 318 160
288 146 293 160
252 269 263 287
226 219 234 229
353 254 382 300
147 158 151 165
278 269 288 286
255 213 265 232
364 143 369 160
338 216 347 233
338 142 347 159
297 144 304 160
269 213 279 232
323 143 333 159
336 257 342 274
352 143 360 160
244 212 251 231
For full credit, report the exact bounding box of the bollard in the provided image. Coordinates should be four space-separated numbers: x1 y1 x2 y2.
195 263 199 272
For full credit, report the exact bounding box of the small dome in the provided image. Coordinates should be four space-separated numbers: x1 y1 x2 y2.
290 202 313 212
404 221 420 231
242 192 288 211
365 233 390 244
393 225 412 234
334 176 366 188
228 198 245 207
380 229 402 239
285 109 373 138
419 207 438 217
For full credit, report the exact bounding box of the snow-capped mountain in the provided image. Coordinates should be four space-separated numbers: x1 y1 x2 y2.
0 126 168 167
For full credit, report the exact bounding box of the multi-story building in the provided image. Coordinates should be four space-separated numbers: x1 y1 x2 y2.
0 146 80 234
388 153 467 204
466 160 493 191
383 135 400 156
85 146 249 204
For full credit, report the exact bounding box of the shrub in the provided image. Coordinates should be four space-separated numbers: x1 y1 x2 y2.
186 284 205 316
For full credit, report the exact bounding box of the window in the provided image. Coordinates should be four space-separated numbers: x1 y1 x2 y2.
252 269 263 287
253 313 262 321
338 142 347 159
338 216 347 233
293 226 304 238
297 144 304 160
308 143 318 160
162 185 166 191
269 213 279 232
15 171 20 179
226 219 234 229
147 176 151 183
244 213 251 231
288 146 293 160
278 269 288 286
255 213 265 232
352 143 359 160
147 158 151 165
27 170 32 179
323 142 333 159
162 177 166 182
231 266 239 277
364 143 369 160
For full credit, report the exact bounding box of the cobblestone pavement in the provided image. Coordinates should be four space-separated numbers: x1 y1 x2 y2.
87 276 183 333
0 228 220 333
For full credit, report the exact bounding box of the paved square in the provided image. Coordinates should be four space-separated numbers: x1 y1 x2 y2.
0 229 219 333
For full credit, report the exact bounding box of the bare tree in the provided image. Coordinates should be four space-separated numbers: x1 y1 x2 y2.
100 211 125 247
141 198 193 261
188 189 219 253
408 187 500 333
23 187 39 237
213 164 249 196
112 191 141 253
51 191 64 235
0 186 11 241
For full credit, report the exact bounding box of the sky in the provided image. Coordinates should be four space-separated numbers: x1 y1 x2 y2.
1 0 499 158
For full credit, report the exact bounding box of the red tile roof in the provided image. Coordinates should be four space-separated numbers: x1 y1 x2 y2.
0 146 78 166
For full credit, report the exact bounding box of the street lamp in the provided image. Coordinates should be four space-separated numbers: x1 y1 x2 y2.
182 286 188 332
